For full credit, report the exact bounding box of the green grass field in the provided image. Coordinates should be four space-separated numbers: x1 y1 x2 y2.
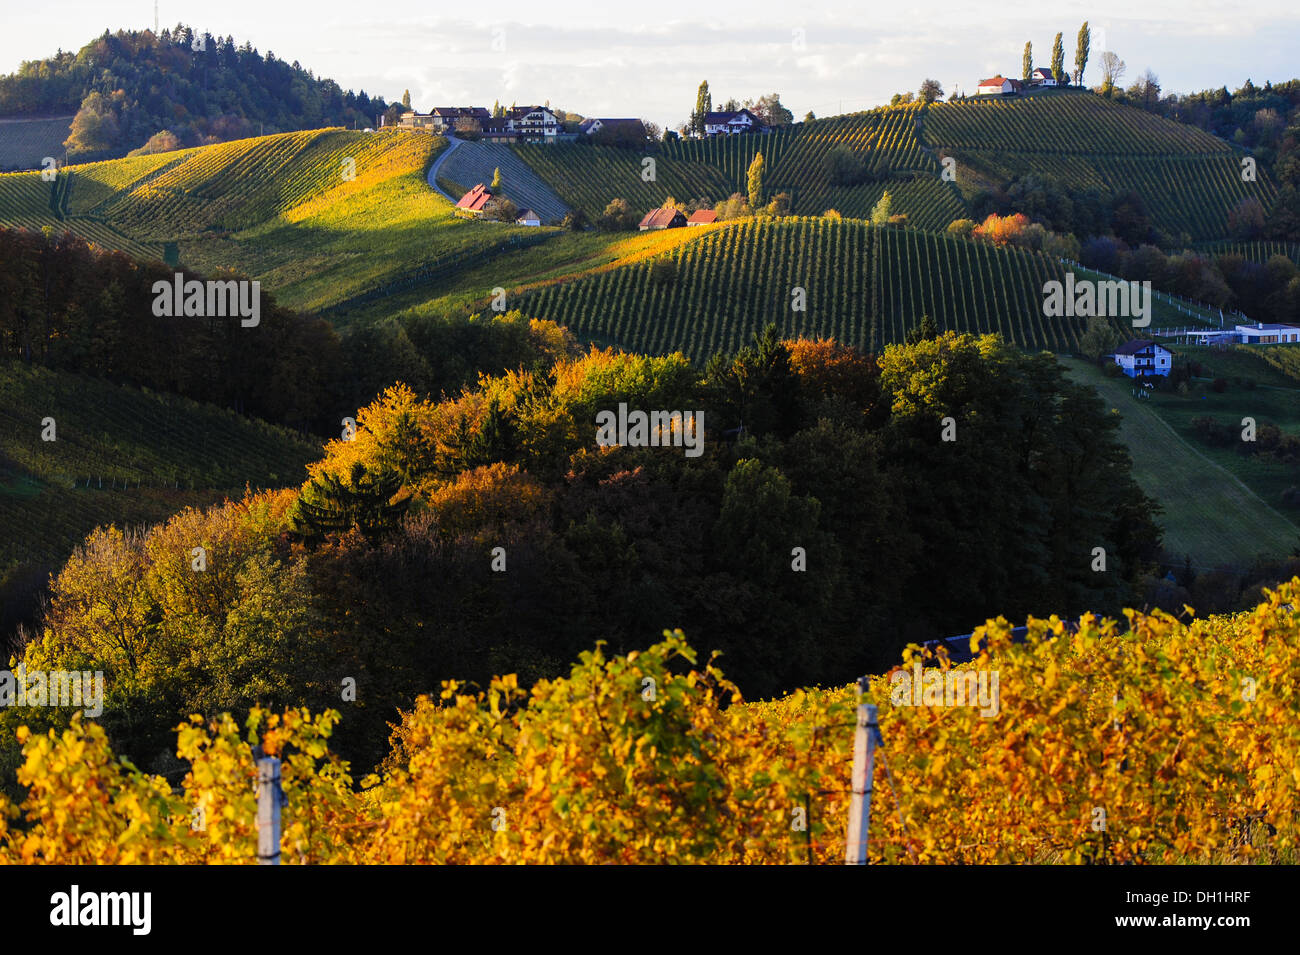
1061 357 1300 569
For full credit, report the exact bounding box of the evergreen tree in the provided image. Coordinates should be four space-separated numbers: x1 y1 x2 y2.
1023 42 1033 83
289 462 409 543
747 151 765 208
402 89 411 109
1075 22 1091 87
905 314 941 344
1051 32 1065 85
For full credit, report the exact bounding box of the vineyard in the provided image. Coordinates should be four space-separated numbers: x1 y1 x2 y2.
85 129 437 239
0 115 72 172
1198 240 1300 265
0 362 319 574
514 216 1108 360
0 169 161 259
438 139 572 223
6 581 1300 863
1247 343 1300 384
923 94 1274 241
509 142 735 220
512 106 964 227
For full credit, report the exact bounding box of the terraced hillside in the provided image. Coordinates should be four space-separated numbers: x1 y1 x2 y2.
0 361 319 583
438 139 571 223
512 106 965 228
0 115 72 171
924 93 1272 241
513 216 1119 360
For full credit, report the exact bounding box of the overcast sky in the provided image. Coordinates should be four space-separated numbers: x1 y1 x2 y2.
4 1 1298 127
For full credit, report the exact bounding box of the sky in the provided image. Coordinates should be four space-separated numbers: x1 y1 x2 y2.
3 1 1299 128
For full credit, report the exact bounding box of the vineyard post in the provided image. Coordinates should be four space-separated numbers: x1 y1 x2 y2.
845 698 878 865
257 756 283 865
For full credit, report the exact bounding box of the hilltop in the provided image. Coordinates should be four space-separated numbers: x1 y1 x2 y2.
0 27 391 167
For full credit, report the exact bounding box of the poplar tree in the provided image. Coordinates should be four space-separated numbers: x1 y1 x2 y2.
1051 33 1065 85
747 151 765 208
1075 22 1091 87
1023 42 1033 83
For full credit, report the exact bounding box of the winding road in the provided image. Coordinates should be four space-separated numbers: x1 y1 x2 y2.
426 134 464 200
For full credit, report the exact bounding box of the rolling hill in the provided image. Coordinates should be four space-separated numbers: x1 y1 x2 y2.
925 92 1271 242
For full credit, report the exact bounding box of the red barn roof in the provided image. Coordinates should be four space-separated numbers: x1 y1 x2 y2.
687 209 718 224
456 183 492 211
638 207 687 229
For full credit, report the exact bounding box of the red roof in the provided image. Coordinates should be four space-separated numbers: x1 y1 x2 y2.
687 209 718 224
978 76 1010 86
456 183 492 211
638 207 686 229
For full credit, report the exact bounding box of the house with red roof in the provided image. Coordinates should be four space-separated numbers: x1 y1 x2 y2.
687 209 718 226
976 76 1020 96
638 206 687 230
455 183 493 215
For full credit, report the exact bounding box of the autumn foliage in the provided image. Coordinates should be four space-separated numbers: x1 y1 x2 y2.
2 579 1298 864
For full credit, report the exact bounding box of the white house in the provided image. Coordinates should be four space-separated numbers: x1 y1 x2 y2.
976 76 1016 96
703 108 763 136
1030 68 1058 87
507 106 560 142
1236 322 1300 344
1113 340 1173 377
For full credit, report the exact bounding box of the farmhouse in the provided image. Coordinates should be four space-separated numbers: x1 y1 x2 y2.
687 209 718 226
976 76 1021 96
1030 68 1058 87
480 118 517 143
638 207 687 230
1113 340 1173 377
703 109 763 136
431 107 491 131
455 183 493 215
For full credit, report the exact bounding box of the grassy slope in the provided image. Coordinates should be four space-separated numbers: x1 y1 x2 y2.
0 362 320 578
1061 357 1300 568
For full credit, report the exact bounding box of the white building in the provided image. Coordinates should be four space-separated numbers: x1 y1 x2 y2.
1113 340 1173 377
703 108 763 136
1236 322 1300 344
976 76 1018 96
